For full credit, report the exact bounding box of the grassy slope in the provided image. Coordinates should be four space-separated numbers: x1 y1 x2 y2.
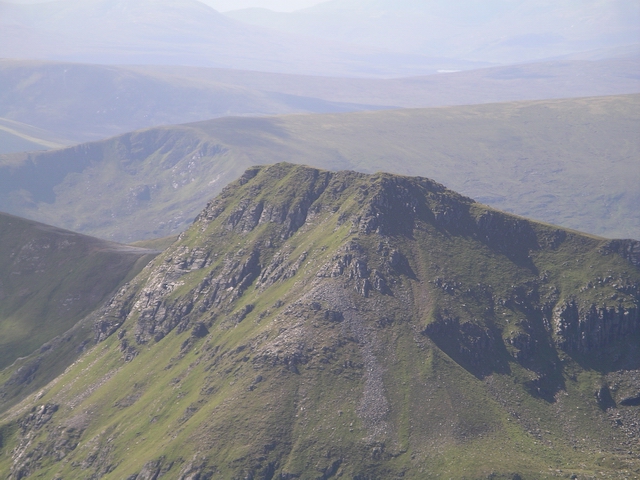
0 164 638 478
0 94 637 242
0 211 159 372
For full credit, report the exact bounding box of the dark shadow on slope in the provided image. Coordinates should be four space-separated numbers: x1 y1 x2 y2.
423 314 511 379
472 210 540 274
0 145 97 204
265 91 394 114
427 191 540 274
522 368 566 403
568 333 640 374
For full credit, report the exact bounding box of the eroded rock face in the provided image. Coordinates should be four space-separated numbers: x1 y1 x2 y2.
601 239 640 267
507 329 537 362
423 315 503 377
132 247 262 344
10 404 88 480
553 301 640 354
95 283 139 342
474 210 539 260
199 166 332 240
90 164 640 371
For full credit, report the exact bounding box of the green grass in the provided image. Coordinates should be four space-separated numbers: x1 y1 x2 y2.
129 234 179 251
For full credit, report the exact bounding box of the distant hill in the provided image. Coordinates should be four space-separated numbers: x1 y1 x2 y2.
1 56 637 148
0 94 637 242
2 0 637 79
138 54 640 110
0 211 159 410
1 163 638 478
0 59 389 146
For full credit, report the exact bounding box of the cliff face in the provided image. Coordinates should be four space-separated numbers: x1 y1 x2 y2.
2 163 640 479
602 239 640 267
553 301 640 354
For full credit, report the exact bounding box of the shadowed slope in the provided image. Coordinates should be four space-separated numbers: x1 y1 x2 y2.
0 211 159 404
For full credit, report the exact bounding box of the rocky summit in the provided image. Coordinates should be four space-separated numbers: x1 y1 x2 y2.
1 163 640 479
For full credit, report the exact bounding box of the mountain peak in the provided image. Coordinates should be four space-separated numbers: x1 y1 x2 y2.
197 163 470 238
2 164 640 478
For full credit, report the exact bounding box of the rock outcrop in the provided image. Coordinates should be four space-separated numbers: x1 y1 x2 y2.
553 301 640 354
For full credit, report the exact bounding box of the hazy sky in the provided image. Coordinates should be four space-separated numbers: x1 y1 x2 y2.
5 0 326 12
202 0 324 11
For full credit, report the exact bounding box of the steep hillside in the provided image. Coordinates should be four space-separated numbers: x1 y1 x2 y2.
0 164 638 478
0 94 638 242
0 212 159 410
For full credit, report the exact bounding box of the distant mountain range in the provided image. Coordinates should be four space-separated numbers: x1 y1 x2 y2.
227 0 640 64
0 0 487 77
0 59 388 146
0 55 638 149
0 94 637 243
3 0 637 77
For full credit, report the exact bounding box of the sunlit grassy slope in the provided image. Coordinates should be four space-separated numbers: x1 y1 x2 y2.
1 163 638 479
0 94 638 242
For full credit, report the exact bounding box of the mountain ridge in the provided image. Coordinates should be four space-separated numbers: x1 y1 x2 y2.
1 94 638 242
0 58 390 147
225 0 640 64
